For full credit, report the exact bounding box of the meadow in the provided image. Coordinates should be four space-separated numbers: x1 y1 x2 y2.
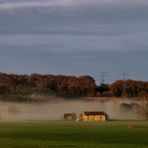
0 120 148 148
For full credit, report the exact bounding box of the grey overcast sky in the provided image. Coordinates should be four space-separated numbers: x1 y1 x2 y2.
0 0 148 83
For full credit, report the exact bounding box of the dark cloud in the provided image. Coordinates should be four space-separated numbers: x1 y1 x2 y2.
0 0 148 36
0 0 148 82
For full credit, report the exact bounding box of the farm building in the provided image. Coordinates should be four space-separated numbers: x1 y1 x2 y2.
64 113 77 121
80 111 108 122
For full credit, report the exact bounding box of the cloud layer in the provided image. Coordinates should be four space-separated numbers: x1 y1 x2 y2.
0 0 148 36
0 0 148 82
0 0 148 10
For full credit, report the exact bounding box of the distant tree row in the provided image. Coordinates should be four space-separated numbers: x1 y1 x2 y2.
0 73 96 101
109 80 148 99
96 80 148 99
0 72 148 102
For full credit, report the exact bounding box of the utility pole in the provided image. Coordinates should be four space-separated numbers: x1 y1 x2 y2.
100 71 108 84
120 72 129 98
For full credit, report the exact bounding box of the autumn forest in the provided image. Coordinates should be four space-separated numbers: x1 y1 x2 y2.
0 72 148 102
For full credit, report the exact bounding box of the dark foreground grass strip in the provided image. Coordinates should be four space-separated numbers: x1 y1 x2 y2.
0 121 147 147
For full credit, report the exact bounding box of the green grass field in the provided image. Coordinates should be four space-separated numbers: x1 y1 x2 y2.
0 121 148 148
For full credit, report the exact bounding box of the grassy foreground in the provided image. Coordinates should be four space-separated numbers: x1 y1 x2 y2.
0 121 148 148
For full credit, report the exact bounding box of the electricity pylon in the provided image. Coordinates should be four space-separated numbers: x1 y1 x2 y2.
100 71 108 84
120 72 129 98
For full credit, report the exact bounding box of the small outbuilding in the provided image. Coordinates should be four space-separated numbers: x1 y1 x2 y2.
80 111 108 122
64 112 77 121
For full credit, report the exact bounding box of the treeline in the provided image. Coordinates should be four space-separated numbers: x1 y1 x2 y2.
0 73 96 101
109 80 148 98
98 80 148 99
0 72 148 102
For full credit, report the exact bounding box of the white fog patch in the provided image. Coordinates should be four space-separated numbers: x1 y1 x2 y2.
0 98 143 122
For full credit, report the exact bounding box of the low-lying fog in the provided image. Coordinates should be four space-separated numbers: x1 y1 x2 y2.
0 98 145 122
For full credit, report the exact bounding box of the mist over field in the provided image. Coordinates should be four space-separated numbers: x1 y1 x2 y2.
0 98 142 122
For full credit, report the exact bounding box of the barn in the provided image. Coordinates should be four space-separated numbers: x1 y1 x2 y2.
64 113 77 121
80 111 108 122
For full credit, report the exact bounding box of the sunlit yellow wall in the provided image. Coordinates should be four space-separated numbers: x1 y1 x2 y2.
82 114 106 122
82 115 88 121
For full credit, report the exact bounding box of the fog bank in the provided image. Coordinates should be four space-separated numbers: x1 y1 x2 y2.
0 99 142 122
